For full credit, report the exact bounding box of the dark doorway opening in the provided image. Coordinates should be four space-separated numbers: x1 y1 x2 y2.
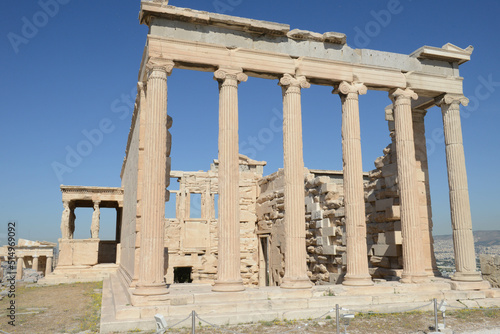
260 236 270 286
174 267 193 283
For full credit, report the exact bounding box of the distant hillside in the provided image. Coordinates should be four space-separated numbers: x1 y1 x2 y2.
434 230 500 246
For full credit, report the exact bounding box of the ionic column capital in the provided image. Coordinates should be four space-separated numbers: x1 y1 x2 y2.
389 88 418 105
146 58 174 77
435 94 469 109
279 74 310 90
412 109 428 122
334 81 367 96
214 67 248 85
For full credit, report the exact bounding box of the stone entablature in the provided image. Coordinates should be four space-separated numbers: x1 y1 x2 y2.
138 2 470 99
61 185 124 206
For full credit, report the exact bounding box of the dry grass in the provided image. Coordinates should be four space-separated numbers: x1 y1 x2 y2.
0 281 102 334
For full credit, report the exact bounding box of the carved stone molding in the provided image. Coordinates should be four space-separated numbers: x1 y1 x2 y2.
146 58 174 77
279 73 310 89
214 67 248 86
390 88 418 105
335 81 367 96
435 94 469 110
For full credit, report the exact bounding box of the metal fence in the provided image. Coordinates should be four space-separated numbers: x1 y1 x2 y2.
153 299 500 334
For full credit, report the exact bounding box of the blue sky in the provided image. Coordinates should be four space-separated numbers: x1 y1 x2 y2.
0 0 499 243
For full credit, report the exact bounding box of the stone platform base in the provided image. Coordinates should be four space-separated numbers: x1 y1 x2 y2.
38 263 118 285
100 273 500 333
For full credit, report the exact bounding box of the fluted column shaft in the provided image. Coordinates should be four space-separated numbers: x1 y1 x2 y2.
213 67 247 292
437 94 482 281
390 88 428 283
16 257 23 280
46 256 53 276
32 255 39 272
279 74 313 289
134 58 174 296
336 82 373 286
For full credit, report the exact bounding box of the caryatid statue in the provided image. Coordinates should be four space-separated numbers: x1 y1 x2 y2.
90 200 101 239
60 201 71 239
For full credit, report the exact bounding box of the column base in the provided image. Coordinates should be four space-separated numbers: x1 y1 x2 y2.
342 274 373 286
452 271 483 282
280 277 313 289
400 273 430 284
212 280 245 292
133 282 169 296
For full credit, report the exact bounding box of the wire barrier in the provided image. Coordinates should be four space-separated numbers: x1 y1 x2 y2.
151 300 500 334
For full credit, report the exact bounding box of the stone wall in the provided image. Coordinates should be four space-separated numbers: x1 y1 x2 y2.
257 169 353 285
364 138 403 279
256 169 285 286
119 104 141 283
304 171 347 284
480 255 500 288
164 156 264 286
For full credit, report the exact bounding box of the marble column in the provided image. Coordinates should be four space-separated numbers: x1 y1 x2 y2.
390 88 428 283
335 81 373 286
46 256 53 276
32 255 39 272
212 67 247 292
60 200 70 239
279 74 313 289
412 109 439 276
16 256 23 280
436 94 482 281
90 200 101 239
134 58 174 297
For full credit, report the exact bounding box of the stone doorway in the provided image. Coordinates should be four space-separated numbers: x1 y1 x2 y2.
259 235 270 286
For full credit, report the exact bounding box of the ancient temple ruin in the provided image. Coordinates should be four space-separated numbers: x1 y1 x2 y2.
46 1 496 331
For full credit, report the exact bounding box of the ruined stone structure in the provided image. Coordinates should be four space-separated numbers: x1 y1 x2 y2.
50 2 497 330
0 239 56 280
480 255 500 288
119 0 481 298
44 186 124 283
165 156 265 286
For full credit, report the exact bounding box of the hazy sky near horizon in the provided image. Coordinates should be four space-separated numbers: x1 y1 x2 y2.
1 0 499 244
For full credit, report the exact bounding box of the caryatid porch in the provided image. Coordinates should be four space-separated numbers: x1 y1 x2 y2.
57 186 123 268
124 1 482 300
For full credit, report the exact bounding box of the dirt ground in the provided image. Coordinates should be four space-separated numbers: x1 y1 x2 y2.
0 281 102 334
1 282 500 334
